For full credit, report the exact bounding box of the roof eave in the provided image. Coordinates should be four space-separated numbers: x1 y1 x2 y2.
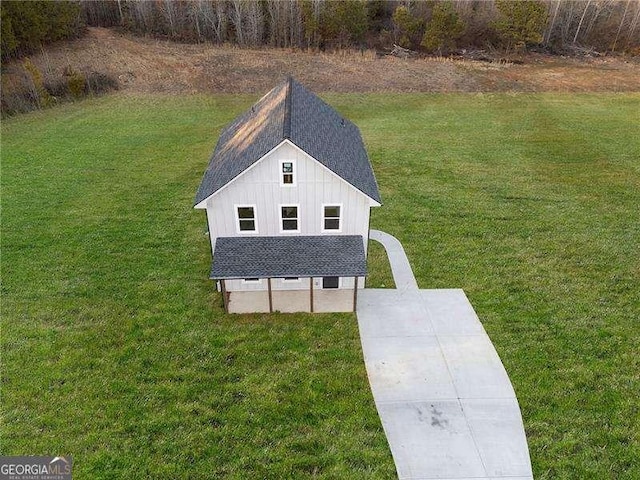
285 139 382 206
193 139 290 209
210 271 368 280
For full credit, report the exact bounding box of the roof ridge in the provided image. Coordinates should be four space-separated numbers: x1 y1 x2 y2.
283 76 292 139
194 77 381 206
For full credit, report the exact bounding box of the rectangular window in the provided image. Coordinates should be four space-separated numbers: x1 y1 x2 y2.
242 278 261 284
323 205 341 231
236 206 256 232
282 161 294 185
281 205 299 231
282 277 300 282
322 276 339 289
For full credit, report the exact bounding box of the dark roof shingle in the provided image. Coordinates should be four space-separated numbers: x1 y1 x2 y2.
194 77 381 205
210 235 367 279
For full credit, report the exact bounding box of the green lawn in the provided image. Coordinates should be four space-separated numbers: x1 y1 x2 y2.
2 93 639 478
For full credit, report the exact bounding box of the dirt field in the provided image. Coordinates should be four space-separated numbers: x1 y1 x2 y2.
10 27 640 93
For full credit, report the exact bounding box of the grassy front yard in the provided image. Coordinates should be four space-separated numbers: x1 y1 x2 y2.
2 92 639 478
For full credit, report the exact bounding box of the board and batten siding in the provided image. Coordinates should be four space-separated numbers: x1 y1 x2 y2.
202 141 376 291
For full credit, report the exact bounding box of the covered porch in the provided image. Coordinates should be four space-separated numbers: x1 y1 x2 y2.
210 235 367 313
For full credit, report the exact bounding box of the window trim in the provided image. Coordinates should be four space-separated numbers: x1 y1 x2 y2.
241 278 262 285
281 277 301 283
322 276 341 289
279 203 300 233
279 159 296 187
321 203 343 233
234 204 258 234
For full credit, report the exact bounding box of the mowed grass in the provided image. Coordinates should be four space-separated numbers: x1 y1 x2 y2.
0 96 394 479
2 92 639 478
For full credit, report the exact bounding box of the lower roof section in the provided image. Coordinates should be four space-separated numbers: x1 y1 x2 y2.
210 235 366 280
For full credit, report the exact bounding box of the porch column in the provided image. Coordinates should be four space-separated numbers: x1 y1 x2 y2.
353 276 358 312
267 278 273 313
220 279 229 313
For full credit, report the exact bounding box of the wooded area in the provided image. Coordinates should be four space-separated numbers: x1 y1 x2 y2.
2 0 640 61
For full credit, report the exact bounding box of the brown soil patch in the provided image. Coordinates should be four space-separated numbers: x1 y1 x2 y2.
7 27 640 94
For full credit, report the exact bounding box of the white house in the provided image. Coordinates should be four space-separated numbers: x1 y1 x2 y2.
194 77 381 313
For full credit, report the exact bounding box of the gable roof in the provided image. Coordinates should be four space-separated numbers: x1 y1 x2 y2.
194 77 381 205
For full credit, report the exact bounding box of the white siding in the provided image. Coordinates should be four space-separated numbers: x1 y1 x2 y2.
224 276 362 292
204 141 376 292
225 277 308 291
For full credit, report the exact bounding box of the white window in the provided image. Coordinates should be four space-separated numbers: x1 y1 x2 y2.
280 160 295 186
241 278 262 284
280 205 299 232
235 205 257 233
282 277 300 283
322 204 342 232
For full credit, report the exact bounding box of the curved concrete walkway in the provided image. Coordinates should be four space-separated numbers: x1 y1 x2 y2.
358 230 533 480
369 229 418 290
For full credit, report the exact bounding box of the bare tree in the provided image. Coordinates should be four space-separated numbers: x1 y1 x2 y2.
611 0 628 51
245 1 264 46
266 0 284 47
301 0 324 48
627 0 640 49
288 0 303 47
583 0 605 43
573 0 592 44
197 0 230 43
544 0 561 45
117 0 124 26
231 0 245 45
189 1 204 42
161 0 179 38
130 0 154 34
264 0 302 48
560 1 576 44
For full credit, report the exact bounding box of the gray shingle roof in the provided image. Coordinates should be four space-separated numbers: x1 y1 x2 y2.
194 77 381 205
210 235 367 279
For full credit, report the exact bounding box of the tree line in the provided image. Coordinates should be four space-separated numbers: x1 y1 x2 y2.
79 0 640 54
2 0 640 60
1 1 85 60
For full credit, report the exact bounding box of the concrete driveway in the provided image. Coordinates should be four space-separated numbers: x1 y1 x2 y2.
357 230 533 479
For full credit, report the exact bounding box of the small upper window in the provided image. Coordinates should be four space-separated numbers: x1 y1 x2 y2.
323 205 341 231
237 206 256 232
281 206 299 231
282 161 294 185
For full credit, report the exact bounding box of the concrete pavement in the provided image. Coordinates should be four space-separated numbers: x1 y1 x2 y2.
358 230 533 479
